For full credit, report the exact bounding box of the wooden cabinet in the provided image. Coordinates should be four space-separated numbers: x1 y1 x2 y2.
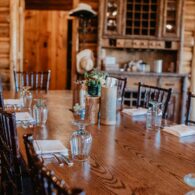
109 71 188 123
102 0 183 40
162 0 182 38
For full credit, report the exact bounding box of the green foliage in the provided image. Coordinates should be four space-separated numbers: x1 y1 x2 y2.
84 69 107 86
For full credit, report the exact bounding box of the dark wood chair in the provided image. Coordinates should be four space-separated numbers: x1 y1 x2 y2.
0 78 4 109
136 82 172 119
0 110 23 194
23 133 85 195
185 92 195 125
106 76 127 110
13 70 51 93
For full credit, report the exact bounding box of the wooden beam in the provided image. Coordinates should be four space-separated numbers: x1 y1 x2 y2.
25 0 73 10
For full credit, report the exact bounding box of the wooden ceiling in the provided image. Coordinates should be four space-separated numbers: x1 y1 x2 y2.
25 0 73 10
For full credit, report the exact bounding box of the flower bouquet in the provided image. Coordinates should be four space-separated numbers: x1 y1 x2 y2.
84 69 107 96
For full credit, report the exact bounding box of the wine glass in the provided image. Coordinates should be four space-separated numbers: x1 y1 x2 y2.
20 86 33 109
184 173 195 195
70 107 92 161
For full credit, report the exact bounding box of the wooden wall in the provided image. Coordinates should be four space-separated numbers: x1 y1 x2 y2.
24 10 69 89
183 0 195 74
0 0 10 89
182 0 195 90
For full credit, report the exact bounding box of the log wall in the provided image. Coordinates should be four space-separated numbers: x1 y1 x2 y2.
183 0 195 90
0 0 10 89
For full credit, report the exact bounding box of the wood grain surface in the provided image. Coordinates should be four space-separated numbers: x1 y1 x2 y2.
3 90 195 195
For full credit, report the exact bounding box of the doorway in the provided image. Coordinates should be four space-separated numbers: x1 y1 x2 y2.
24 10 72 90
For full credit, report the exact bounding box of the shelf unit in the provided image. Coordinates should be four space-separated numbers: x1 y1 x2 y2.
125 0 159 36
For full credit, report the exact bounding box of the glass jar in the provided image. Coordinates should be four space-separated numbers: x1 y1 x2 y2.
70 127 92 161
33 99 48 126
20 86 33 109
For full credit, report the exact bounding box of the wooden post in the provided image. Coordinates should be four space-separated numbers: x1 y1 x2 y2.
10 0 20 90
18 0 25 71
71 0 79 90
191 31 195 119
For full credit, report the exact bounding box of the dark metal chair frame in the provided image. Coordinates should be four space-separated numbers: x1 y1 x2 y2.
106 76 127 110
23 133 85 195
136 82 172 119
185 92 195 125
13 70 51 93
0 110 23 194
0 78 4 109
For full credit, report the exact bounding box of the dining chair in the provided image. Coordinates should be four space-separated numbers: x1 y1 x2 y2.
185 92 195 125
0 110 23 194
13 70 51 93
106 76 127 110
0 78 4 109
23 133 85 195
136 82 172 119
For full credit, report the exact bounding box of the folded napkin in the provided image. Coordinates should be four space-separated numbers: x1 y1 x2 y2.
163 124 195 137
122 108 148 116
33 140 68 155
4 99 23 106
16 112 34 123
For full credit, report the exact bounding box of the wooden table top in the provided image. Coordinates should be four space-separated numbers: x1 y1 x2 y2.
4 90 195 195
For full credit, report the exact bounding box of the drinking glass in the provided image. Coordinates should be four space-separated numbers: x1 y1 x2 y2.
33 99 48 127
20 86 33 109
146 101 163 129
70 108 92 161
184 173 195 195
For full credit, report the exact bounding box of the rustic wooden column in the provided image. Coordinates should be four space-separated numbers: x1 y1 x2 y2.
10 0 19 90
71 0 79 90
191 31 195 118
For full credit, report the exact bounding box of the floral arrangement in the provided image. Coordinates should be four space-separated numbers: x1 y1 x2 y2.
84 69 107 87
84 69 107 96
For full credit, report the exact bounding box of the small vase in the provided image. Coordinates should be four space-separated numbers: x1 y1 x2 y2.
33 99 48 126
88 84 101 97
70 127 92 161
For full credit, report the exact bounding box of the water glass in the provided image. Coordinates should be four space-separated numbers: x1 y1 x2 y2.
33 99 48 126
71 107 92 161
146 101 163 129
23 91 33 109
70 128 92 161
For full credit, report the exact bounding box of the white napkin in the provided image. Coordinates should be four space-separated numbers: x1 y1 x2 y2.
33 140 68 155
122 108 148 116
163 124 195 137
4 99 23 106
16 112 34 123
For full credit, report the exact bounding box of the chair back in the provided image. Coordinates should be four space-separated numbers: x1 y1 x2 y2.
106 76 127 110
136 82 172 118
23 134 85 195
185 92 195 125
13 70 51 93
0 78 4 109
0 110 22 194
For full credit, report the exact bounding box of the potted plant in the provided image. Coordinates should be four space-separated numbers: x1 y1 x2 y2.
84 69 107 96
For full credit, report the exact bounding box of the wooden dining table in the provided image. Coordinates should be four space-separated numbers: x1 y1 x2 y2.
4 90 195 195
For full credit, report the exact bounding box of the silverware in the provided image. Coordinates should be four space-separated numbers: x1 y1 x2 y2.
53 154 64 167
60 154 74 167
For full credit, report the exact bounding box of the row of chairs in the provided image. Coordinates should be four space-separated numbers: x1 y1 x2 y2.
111 75 194 123
13 70 51 93
0 77 84 194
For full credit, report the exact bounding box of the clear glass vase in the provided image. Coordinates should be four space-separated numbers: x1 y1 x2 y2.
70 127 92 161
71 107 92 161
33 99 48 126
20 86 33 109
